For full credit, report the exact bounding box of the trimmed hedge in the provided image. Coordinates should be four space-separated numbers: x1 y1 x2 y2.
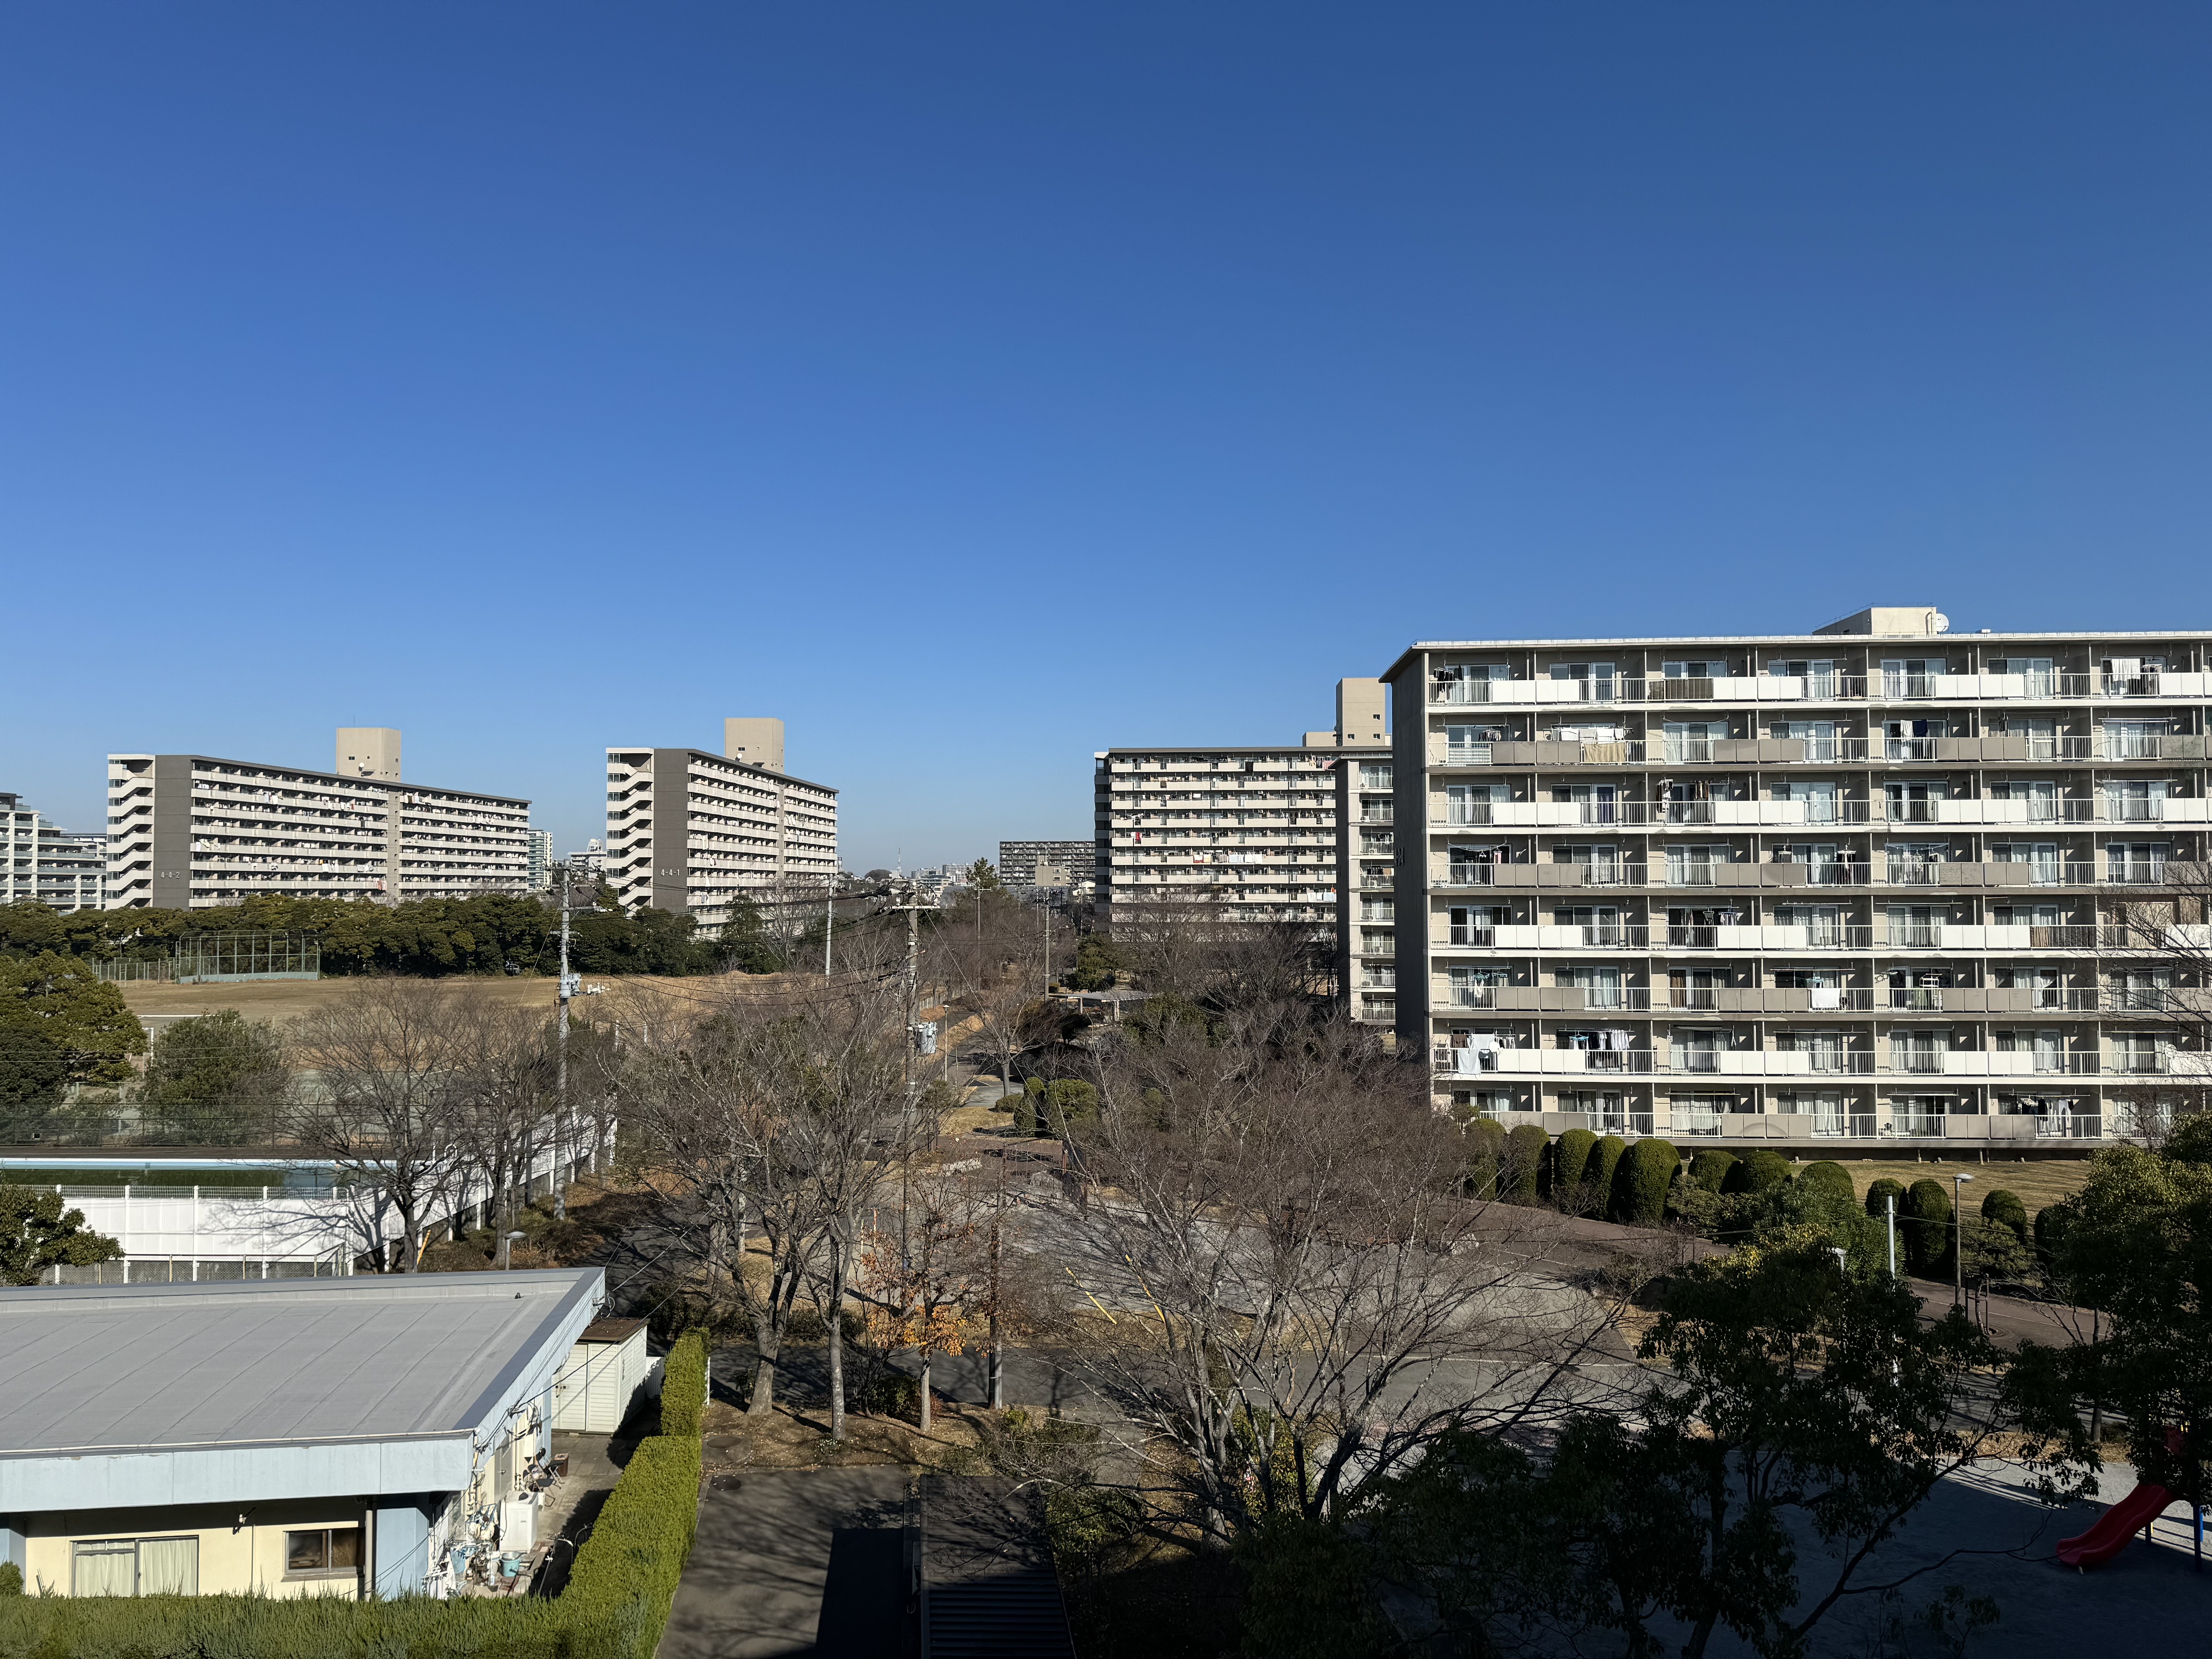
1463 1117 1509 1199
1904 1178 1954 1277
660 1328 709 1437
1864 1176 1906 1219
1723 1149 1791 1195
1611 1138 1680 1226
1796 1161 1855 1205
562 1433 704 1658
1586 1135 1628 1207
1553 1128 1598 1194
1687 1149 1736 1194
1503 1125 1550 1204
0 1592 611 1658
1980 1188 2029 1244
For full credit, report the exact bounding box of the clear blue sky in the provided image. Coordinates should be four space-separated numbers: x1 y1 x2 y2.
4 5 2208 871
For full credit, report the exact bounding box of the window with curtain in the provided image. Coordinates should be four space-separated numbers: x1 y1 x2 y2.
70 1536 198 1597
137 1537 200 1596
72 1540 136 1598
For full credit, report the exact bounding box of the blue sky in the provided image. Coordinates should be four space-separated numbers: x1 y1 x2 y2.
3 5 2208 870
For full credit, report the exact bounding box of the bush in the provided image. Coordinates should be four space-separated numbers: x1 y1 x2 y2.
1903 1179 1954 1277
869 1370 922 1424
1688 1149 1736 1194
1864 1176 1906 1219
0 1562 16 1597
1042 1079 1099 1135
1586 1135 1628 1206
1553 1127 1598 1194
1724 1149 1792 1194
2033 1201 2071 1271
1611 1138 1680 1226
563 1433 704 1657
1503 1125 1550 1204
1463 1117 1509 1199
1981 1187 2029 1244
660 1328 709 1437
1796 1161 1855 1205
1012 1094 1039 1135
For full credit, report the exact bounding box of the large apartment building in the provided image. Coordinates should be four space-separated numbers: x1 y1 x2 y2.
604 718 839 934
998 840 1093 887
2 793 105 912
1381 605 2212 1150
105 730 531 909
1094 678 1389 933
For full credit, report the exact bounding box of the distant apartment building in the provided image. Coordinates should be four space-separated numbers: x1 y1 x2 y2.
2 793 105 913
604 718 839 934
1384 605 2212 1150
526 830 554 892
998 840 1093 887
1094 678 1389 936
105 730 529 909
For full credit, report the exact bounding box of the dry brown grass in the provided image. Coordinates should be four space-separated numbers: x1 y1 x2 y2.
1823 1158 2093 1217
698 1395 991 1474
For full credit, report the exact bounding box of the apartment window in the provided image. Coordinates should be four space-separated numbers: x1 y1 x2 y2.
1780 1030 1847 1073
1671 1094 1731 1136
1448 966 1505 1008
1444 782 1506 825
1884 718 1948 760
285 1526 363 1578
72 1536 199 1597
1361 964 1397 989
1779 720 1839 760
1444 724 1501 764
1879 658 1950 698
2107 841 2169 883
1662 721 1727 763
2103 719 2169 760
1662 659 1730 682
1358 763 1393 788
2105 780 2167 822
1889 1030 1949 1075
1988 657 2056 697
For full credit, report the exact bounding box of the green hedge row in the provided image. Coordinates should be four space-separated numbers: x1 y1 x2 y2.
561 1434 704 1659
660 1328 709 1437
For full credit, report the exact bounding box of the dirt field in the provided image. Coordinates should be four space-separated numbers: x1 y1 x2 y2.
1825 1157 2094 1217
116 973 745 1027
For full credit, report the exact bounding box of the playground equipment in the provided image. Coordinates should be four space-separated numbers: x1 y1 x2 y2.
2056 1482 2177 1569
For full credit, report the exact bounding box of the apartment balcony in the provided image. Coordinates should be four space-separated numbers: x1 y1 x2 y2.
1429 669 2212 709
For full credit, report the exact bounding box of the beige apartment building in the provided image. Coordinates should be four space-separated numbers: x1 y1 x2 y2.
1094 679 1388 938
1378 606 2212 1149
604 717 839 933
2 793 105 913
104 730 530 909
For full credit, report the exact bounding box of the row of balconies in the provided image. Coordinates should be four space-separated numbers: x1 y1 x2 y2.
1432 734 2207 768
1423 921 2132 952
1462 1106 2112 1145
1427 797 2201 829
1426 985 2168 1015
1429 859 2180 891
1431 1047 2205 1080
1428 670 2211 708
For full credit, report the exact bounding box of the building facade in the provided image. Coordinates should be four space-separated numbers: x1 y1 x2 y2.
104 731 529 910
998 840 1093 886
1383 606 2212 1149
1094 679 1388 936
604 723 839 933
2 794 105 912
526 830 554 892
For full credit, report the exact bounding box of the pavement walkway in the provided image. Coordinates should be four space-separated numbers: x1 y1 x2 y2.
661 1468 910 1659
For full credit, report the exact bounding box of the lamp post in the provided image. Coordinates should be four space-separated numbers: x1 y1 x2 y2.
1952 1173 1973 1308
499 1230 527 1271
1885 1194 1898 1278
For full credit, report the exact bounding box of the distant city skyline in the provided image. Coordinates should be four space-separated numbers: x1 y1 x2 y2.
4 6 2209 870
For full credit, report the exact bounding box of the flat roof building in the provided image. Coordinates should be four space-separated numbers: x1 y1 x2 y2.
0 1269 603 1599
105 730 530 908
2 792 104 913
1094 679 1389 943
605 718 838 934
1383 606 2212 1149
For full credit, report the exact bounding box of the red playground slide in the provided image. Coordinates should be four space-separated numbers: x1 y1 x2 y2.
2056 1483 2175 1568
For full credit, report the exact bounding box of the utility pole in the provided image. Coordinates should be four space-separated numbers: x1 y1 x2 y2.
555 865 574 1221
988 1148 1006 1409
1953 1173 1973 1310
824 877 835 975
1885 1193 1897 1278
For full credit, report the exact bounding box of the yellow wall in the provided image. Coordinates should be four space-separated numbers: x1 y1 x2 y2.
22 1500 368 1599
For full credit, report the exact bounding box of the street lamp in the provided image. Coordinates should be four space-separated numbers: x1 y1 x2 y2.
500 1230 527 1271
1952 1174 1973 1307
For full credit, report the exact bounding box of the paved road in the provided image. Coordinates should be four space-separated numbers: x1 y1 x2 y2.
662 1468 909 1659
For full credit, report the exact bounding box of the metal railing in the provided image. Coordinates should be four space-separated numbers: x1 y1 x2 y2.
1427 669 2204 708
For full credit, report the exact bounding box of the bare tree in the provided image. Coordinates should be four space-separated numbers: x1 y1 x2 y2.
449 994 558 1239
625 967 924 1420
285 979 472 1271
1032 1000 1618 1546
2104 866 2212 1139
1116 888 1328 1008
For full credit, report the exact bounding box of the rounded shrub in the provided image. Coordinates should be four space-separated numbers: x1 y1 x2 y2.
1904 1178 1954 1277
1796 1161 1855 1206
1463 1117 1509 1198
1504 1125 1551 1204
1981 1187 2030 1244
1043 1078 1100 1134
1587 1135 1628 1206
1688 1148 1737 1194
1611 1138 1681 1226
1012 1094 1039 1135
1553 1127 1599 1193
2033 1201 2073 1273
1724 1148 1792 1194
1864 1175 1906 1218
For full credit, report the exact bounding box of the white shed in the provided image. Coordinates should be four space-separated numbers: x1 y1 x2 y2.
551 1318 653 1432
